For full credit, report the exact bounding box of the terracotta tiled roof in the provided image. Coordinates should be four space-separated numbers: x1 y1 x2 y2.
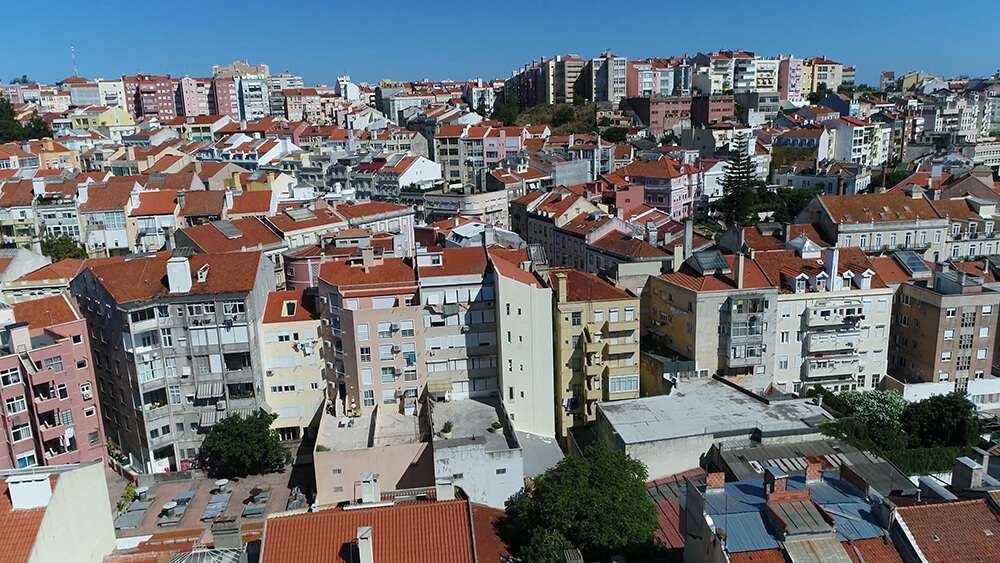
335 201 411 221
560 212 612 236
728 550 787 563
754 247 886 293
660 254 772 292
548 268 633 302
818 192 941 224
129 190 178 217
419 247 488 278
179 217 283 253
230 190 273 215
261 500 478 563
616 157 688 180
950 259 998 283
0 476 56 563
17 259 86 282
845 537 904 563
590 231 670 259
318 257 417 289
266 208 345 233
262 289 320 324
87 252 263 304
895 499 1000 563
0 180 36 207
929 198 978 220
740 224 830 252
79 181 134 212
867 256 918 285
179 190 226 217
12 293 79 330
487 247 540 287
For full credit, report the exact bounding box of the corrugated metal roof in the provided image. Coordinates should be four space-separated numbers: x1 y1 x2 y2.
783 537 853 563
713 512 780 553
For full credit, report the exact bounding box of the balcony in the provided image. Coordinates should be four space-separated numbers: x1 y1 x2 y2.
607 343 636 356
585 361 607 378
802 357 860 382
585 339 606 355
805 331 861 354
38 420 65 442
607 320 635 333
804 303 864 329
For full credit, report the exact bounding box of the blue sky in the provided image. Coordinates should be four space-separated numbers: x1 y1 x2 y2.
2 0 998 86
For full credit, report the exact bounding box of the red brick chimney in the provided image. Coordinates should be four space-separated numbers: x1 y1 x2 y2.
706 472 726 490
805 457 824 483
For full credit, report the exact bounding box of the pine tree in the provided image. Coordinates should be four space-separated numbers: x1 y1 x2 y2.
712 132 763 227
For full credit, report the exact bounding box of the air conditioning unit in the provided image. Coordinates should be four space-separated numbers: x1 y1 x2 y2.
390 323 400 332
460 326 470 333
141 353 151 362
81 390 92 400
391 345 401 354
266 370 274 378
181 366 192 376
216 401 227 411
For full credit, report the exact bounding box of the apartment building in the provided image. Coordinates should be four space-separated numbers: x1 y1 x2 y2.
259 289 324 442
550 268 640 438
584 53 628 105
68 251 274 473
0 295 104 469
122 74 177 120
803 57 845 93
608 157 703 219
236 76 271 121
646 244 892 395
488 248 555 438
795 187 949 261
889 270 1000 385
509 188 602 262
778 56 804 102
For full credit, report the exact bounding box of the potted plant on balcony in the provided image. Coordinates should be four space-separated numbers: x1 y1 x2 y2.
440 421 453 439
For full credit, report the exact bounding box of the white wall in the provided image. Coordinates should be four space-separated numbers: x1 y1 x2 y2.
28 463 116 563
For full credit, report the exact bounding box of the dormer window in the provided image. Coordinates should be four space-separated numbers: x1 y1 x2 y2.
969 223 978 235
953 223 961 235
283 301 297 317
987 222 994 235
795 278 807 293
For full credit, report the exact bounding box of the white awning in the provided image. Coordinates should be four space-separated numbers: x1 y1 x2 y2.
199 411 219 427
196 382 224 399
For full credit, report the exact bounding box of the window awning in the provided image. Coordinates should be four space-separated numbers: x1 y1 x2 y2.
229 407 257 419
196 382 224 399
199 411 219 427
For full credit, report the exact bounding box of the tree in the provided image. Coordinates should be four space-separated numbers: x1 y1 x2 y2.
474 101 488 118
198 410 291 478
840 390 907 430
659 132 680 145
0 98 52 142
552 104 575 127
902 392 980 448
601 126 628 143
10 74 32 85
873 169 911 189
22 113 52 140
761 186 825 224
499 442 657 560
711 133 762 227
491 99 519 126
42 235 88 261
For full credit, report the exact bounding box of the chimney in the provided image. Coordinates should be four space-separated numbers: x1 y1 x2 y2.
230 171 242 191
357 527 375 563
31 178 45 197
435 478 455 501
784 223 792 242
683 219 693 256
555 272 568 303
360 247 377 273
177 190 187 211
166 256 193 293
224 189 234 212
706 472 726 490
805 458 823 483
735 253 746 289
764 466 787 495
952 457 985 490
77 182 89 204
6 474 53 510
672 243 684 272
824 247 839 291
360 472 380 503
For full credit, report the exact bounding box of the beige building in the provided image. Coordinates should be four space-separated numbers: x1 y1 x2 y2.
549 268 640 438
259 289 324 442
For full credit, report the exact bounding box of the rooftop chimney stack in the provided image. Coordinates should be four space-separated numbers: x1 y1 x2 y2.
555 272 568 303
357 526 375 563
6 474 53 510
360 472 381 504
764 466 787 495
952 457 985 490
435 478 456 501
735 253 746 289
805 458 823 483
167 256 193 294
683 219 693 257
824 247 840 291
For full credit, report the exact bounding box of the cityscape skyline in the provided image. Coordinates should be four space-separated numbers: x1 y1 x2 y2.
2 0 999 86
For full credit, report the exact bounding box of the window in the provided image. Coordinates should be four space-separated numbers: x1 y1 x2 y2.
400 321 414 337
80 382 92 399
381 367 396 383
43 356 64 372
0 367 21 386
130 308 154 323
72 334 83 344
378 322 392 338
978 349 988 360
944 329 955 340
11 423 31 442
277 334 291 342
983 305 993 316
780 331 789 343
84 406 96 417
168 384 181 405
624 307 635 321
15 452 36 469
608 375 639 394
361 368 373 386
362 389 375 407
359 347 372 362
941 351 952 362
496 468 507 475
382 389 397 404
981 327 990 338
571 312 582 326
379 345 394 361
779 356 789 370
160 328 173 347
223 302 246 315
357 324 369 341
5 395 27 414
946 308 956 318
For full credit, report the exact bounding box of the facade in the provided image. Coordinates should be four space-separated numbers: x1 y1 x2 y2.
122 74 177 120
68 252 274 473
549 269 640 438
0 295 105 469
259 289 324 442
889 270 1000 385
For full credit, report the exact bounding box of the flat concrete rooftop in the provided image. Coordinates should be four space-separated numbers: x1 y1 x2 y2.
316 403 425 452
430 396 517 452
599 378 831 445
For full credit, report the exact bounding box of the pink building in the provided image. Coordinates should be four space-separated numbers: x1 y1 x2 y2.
211 77 240 121
122 74 177 120
0 294 104 469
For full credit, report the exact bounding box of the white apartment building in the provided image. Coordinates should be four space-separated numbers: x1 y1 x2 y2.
236 76 271 121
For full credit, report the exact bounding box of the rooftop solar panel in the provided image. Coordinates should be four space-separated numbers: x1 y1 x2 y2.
893 250 931 276
211 220 243 240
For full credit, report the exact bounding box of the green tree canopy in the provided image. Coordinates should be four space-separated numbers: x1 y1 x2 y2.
711 133 763 227
42 235 88 261
840 389 907 429
0 98 52 143
902 392 980 448
491 99 520 126
499 442 657 561
552 104 575 127
601 127 628 143
198 410 291 478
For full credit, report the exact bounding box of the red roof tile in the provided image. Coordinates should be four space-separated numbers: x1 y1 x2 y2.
261 500 477 563
895 498 1000 563
179 190 226 217
129 190 178 217
87 252 263 304
12 294 78 330
230 190 273 215
548 268 633 302
419 247 488 278
263 289 320 324
178 217 283 253
319 257 417 290
335 201 411 221
590 231 670 259
0 476 55 563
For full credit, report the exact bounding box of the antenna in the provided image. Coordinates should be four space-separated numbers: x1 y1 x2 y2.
70 45 79 76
